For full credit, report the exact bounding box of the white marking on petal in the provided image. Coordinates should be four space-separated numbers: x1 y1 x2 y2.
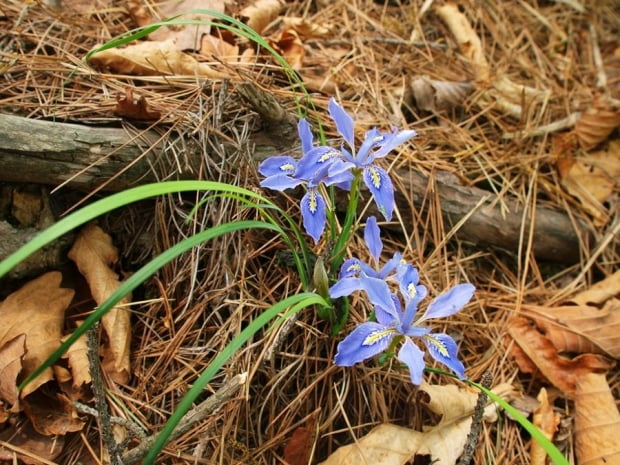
368 166 382 189
424 334 450 358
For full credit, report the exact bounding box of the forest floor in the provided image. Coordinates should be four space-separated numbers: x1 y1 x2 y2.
0 0 619 464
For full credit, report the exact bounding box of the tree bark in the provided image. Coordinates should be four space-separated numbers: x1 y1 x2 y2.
0 113 588 263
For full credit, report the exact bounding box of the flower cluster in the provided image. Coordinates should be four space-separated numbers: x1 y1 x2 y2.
259 98 416 243
330 217 475 385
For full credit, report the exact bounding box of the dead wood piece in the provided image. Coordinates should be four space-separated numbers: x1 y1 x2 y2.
0 114 588 263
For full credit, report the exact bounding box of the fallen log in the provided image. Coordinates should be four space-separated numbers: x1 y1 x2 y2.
0 112 588 263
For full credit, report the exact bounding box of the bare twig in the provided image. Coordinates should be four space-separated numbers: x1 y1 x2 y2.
458 372 493 465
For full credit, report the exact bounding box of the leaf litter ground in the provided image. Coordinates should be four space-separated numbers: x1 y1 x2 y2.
0 0 619 464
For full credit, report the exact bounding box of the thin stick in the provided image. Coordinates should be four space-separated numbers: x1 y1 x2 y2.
458 371 493 465
87 324 123 465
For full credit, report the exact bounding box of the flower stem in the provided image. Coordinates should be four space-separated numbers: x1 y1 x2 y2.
330 171 361 274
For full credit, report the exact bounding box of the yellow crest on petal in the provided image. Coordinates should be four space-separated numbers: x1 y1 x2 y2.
362 328 397 346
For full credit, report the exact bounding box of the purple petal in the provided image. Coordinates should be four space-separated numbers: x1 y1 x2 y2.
258 155 297 177
364 216 382 262
300 189 327 243
328 98 355 146
397 338 426 385
260 174 304 191
363 165 395 221
334 322 396 366
373 128 417 158
329 275 395 313
298 118 314 154
296 147 342 181
338 258 363 279
377 252 402 280
375 305 397 327
422 283 475 321
424 333 466 379
356 128 384 165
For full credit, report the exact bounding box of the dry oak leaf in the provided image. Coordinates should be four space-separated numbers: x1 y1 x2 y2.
239 0 283 35
409 76 475 112
281 17 330 38
530 388 560 465
507 316 614 397
88 39 229 78
0 419 65 465
22 391 84 436
0 334 25 410
318 383 511 465
558 139 620 226
0 272 74 398
523 299 620 359
68 224 131 384
113 88 161 121
574 98 620 150
570 267 620 306
269 29 305 71
60 329 91 389
129 0 227 51
574 371 620 465
283 413 317 465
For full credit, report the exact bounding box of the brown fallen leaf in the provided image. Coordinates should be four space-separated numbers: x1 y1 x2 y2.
574 98 620 150
283 413 317 465
269 29 305 71
570 268 620 307
68 224 131 384
507 316 614 397
128 0 227 51
524 299 620 359
239 0 283 34
318 383 512 465
88 39 229 78
22 391 84 436
530 388 560 465
0 420 65 464
113 88 161 121
574 372 620 465
0 334 25 410
557 139 620 225
0 272 74 397
282 17 330 38
61 328 91 389
409 75 475 112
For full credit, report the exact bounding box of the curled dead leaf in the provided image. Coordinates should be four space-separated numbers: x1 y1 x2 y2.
0 334 25 410
22 391 84 436
530 388 560 465
113 88 161 121
282 17 330 37
558 139 620 226
508 316 614 397
574 372 620 465
570 269 620 306
269 29 305 71
239 0 283 34
574 98 620 150
0 272 74 398
0 420 65 464
68 224 131 384
88 40 229 78
409 75 475 112
524 299 620 359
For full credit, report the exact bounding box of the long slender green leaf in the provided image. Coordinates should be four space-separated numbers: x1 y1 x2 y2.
17 220 281 391
0 181 276 279
142 292 326 464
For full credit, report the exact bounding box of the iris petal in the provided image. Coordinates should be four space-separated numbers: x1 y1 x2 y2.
334 322 396 366
373 129 417 158
300 189 327 243
363 165 395 220
364 216 382 263
424 333 466 379
297 118 314 155
422 283 475 321
397 338 426 385
260 174 304 191
328 98 355 146
258 156 297 177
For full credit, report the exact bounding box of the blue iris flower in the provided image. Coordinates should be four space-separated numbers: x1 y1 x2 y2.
327 98 417 221
259 119 354 243
329 216 401 312
333 259 475 385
